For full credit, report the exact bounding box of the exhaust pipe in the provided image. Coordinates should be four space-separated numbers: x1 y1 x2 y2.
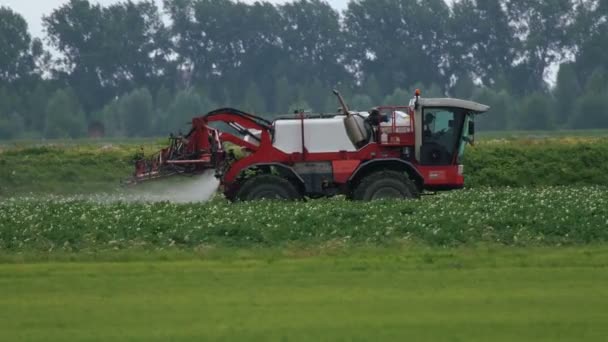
333 89 368 148
333 89 351 117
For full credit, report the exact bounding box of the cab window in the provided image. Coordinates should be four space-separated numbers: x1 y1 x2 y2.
421 108 465 165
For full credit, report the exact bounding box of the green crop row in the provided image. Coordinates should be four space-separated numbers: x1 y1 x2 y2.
0 144 146 195
1 186 607 252
464 138 608 187
1 137 608 195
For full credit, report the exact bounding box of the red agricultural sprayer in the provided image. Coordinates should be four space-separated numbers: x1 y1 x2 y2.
126 90 489 201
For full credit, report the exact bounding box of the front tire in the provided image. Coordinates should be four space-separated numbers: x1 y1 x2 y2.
352 170 419 201
234 174 302 202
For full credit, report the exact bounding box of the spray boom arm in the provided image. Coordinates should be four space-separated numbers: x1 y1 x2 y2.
127 108 272 185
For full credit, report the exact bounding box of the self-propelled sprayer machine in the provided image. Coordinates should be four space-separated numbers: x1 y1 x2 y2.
127 90 489 201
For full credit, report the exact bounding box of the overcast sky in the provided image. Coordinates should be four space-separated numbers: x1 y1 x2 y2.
0 0 350 38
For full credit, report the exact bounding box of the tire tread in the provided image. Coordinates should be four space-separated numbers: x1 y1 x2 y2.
352 170 419 201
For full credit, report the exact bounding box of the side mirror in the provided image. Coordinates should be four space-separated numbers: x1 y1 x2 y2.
464 121 476 146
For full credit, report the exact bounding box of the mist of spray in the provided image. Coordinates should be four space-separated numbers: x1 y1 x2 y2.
123 170 221 203
2 171 222 204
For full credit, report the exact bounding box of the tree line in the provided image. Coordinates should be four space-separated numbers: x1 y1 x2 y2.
1 0 607 139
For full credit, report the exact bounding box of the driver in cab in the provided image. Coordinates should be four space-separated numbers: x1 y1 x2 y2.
424 113 435 138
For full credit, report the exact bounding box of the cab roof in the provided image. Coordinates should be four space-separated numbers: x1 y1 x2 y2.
417 98 490 113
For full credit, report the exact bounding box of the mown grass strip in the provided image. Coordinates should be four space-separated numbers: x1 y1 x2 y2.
1 247 607 342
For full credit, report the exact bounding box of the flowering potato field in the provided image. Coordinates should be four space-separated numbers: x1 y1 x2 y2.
1 186 607 252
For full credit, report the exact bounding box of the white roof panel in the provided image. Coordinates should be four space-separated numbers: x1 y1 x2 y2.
419 98 490 113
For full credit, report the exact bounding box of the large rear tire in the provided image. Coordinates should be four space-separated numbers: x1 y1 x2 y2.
352 170 419 201
234 174 302 202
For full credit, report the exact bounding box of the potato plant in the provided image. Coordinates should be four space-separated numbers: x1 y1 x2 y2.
1 186 607 252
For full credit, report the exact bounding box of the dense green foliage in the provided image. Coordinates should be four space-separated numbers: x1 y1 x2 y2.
463 138 608 187
1 186 607 252
2 249 608 341
1 0 608 139
0 144 138 195
2 137 608 195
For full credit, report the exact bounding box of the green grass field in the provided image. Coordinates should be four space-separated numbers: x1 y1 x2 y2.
1 247 607 341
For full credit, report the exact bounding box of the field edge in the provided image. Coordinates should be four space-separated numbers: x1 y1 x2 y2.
2 244 608 268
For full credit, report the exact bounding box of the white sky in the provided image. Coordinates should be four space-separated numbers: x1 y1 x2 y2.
0 0 350 38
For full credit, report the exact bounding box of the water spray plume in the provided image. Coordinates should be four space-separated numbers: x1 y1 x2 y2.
121 170 220 203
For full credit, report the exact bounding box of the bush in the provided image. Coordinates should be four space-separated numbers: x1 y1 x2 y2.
516 92 555 130
571 90 608 129
44 89 87 139
350 94 373 111
165 89 215 134
464 138 608 187
0 111 25 139
473 88 513 131
120 88 154 137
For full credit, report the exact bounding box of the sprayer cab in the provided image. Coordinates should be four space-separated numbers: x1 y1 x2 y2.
408 91 489 168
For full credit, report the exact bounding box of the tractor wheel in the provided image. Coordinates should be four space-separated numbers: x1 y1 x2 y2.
352 170 419 201
234 174 302 202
